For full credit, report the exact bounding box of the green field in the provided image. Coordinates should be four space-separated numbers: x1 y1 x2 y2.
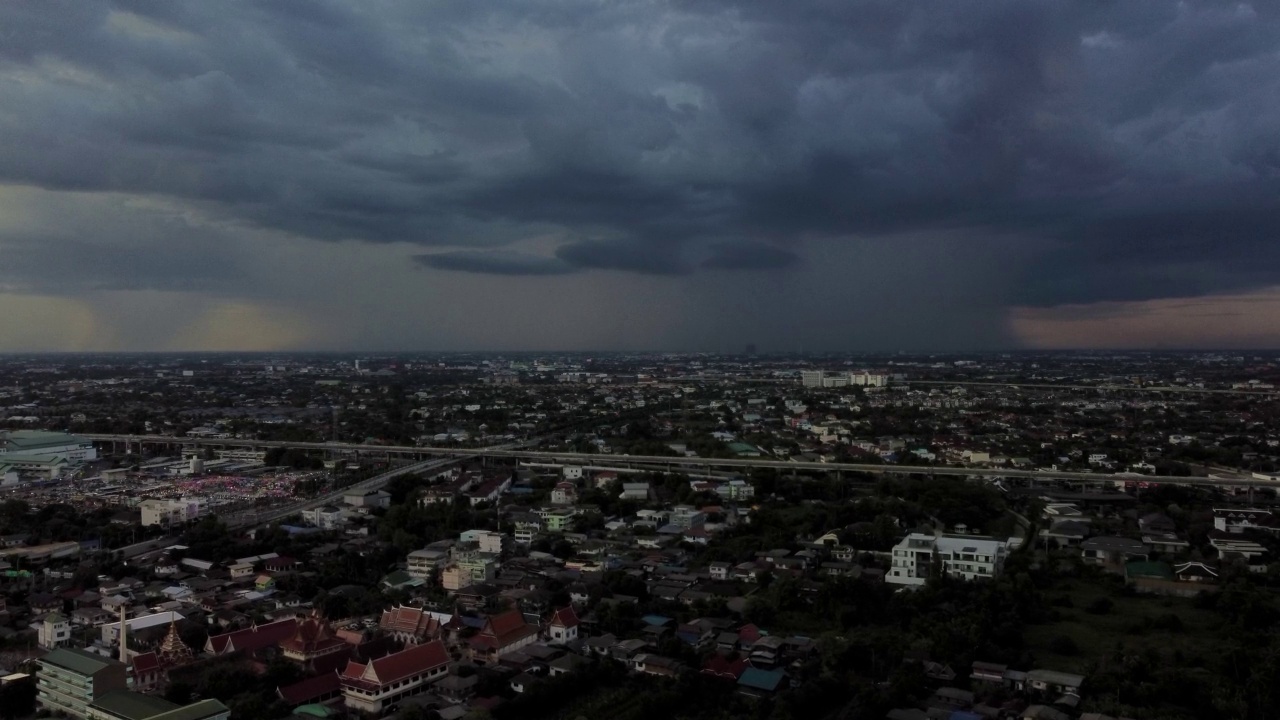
1023 574 1224 673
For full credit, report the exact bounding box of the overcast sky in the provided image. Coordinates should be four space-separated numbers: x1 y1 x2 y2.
1 1 1278 351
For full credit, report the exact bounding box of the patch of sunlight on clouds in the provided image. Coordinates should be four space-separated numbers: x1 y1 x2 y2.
0 294 103 351
162 300 317 351
1010 287 1280 349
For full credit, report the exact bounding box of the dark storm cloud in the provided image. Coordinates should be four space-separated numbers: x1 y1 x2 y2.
701 242 800 271
1 0 1279 307
413 251 575 276
555 240 689 276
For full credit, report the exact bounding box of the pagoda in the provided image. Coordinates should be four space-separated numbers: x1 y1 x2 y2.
157 620 194 665
131 620 194 693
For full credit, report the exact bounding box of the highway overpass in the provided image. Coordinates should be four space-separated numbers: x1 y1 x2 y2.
84 433 1280 488
218 455 463 529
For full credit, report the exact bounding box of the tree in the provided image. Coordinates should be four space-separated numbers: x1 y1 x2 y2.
0 679 36 720
163 681 195 705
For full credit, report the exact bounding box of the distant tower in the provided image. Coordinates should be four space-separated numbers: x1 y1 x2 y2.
745 343 757 355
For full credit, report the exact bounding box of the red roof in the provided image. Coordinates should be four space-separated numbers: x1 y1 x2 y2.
549 606 579 629
340 639 450 689
471 610 536 651
131 651 160 673
379 606 442 637
737 624 762 644
279 614 345 655
206 617 298 655
702 655 747 680
278 672 341 704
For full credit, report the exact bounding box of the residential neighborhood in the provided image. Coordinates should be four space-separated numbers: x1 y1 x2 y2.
0 352 1278 720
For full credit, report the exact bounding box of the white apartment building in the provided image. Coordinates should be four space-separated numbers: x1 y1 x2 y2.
888 533 1009 586
850 372 889 387
139 498 202 527
459 529 504 555
800 370 825 387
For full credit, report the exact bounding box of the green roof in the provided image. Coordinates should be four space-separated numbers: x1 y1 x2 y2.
1 430 89 450
39 647 123 676
294 704 339 718
89 690 179 720
1125 560 1174 580
146 699 230 720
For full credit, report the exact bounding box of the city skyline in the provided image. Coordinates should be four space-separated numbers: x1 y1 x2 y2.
2 2 1279 351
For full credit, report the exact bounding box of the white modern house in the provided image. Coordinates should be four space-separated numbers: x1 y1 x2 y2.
888 533 1009 586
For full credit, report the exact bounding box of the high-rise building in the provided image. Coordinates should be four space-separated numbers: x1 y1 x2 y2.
800 370 824 387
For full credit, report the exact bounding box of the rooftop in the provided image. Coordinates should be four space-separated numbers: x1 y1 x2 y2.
89 690 179 720
39 647 123 676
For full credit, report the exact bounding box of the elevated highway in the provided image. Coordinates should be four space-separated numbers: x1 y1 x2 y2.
218 455 464 529
84 433 1280 488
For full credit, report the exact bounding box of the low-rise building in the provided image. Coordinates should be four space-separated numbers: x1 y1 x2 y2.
303 506 346 530
619 483 650 501
459 529 505 555
888 534 1009 586
1213 508 1279 535
1080 536 1148 568
441 549 498 591
344 490 391 510
139 498 202 527
86 692 229 720
340 640 451 714
37 648 128 719
468 609 538 662
407 548 449 580
39 612 72 649
547 606 580 643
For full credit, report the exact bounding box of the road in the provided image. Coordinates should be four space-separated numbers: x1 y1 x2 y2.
220 455 466 530
85 433 1280 488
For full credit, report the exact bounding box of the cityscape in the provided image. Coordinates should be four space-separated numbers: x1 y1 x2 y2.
0 352 1277 720
3 1 1280 720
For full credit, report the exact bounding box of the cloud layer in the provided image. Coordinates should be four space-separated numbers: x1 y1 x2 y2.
0 1 1278 349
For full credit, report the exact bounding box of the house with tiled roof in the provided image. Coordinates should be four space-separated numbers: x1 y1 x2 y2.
469 609 538 663
204 617 297 656
339 639 451 714
378 605 449 645
702 654 748 681
280 612 348 668
277 672 342 707
546 606 579 643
